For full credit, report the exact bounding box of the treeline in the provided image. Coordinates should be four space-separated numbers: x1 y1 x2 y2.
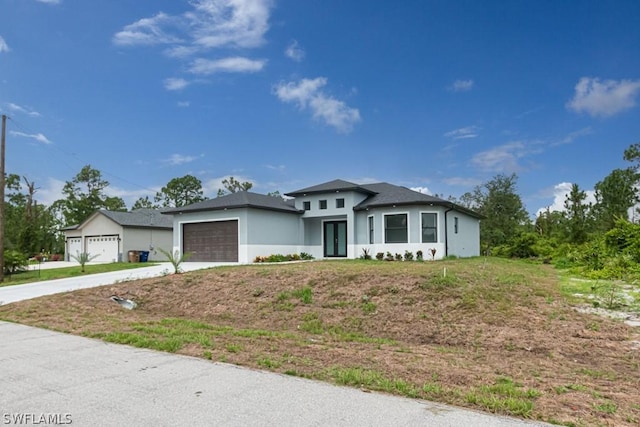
3 165 253 259
455 142 640 280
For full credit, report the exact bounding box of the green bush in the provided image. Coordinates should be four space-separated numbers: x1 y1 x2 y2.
4 250 28 274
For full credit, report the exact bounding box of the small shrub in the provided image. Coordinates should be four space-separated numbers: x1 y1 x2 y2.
375 252 384 261
385 252 394 261
300 252 314 260
157 248 192 274
394 253 403 261
70 251 101 273
416 250 423 261
4 250 29 274
361 248 372 260
403 250 414 261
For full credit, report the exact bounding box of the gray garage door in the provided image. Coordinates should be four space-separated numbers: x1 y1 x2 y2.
182 220 238 262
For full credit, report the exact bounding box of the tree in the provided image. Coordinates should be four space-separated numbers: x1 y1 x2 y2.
154 175 205 208
592 168 638 232
468 173 530 252
59 165 126 226
131 196 158 210
217 176 253 197
563 183 591 244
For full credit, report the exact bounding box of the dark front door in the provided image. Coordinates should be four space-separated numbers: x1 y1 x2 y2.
324 221 347 257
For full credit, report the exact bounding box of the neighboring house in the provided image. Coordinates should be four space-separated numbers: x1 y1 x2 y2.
62 209 173 263
162 179 482 263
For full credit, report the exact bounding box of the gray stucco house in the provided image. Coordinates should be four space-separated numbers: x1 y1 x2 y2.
63 209 173 262
162 179 482 263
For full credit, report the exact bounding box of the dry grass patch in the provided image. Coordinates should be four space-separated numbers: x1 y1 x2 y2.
1 258 638 426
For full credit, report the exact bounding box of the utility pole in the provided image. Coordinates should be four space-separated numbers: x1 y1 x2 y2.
0 114 6 282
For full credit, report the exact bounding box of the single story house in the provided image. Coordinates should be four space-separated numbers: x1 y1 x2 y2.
62 209 173 262
162 179 482 263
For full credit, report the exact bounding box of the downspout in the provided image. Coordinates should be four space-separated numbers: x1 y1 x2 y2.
444 204 454 257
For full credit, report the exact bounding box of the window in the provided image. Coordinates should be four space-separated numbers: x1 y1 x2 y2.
385 214 408 243
454 217 459 234
336 198 345 208
319 200 327 210
421 213 437 243
368 216 374 244
303 201 311 211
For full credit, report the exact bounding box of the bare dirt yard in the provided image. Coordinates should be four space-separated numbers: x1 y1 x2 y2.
1 258 638 426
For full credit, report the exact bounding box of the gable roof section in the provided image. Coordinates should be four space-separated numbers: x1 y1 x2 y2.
355 182 483 218
100 209 173 229
285 179 376 197
161 191 301 215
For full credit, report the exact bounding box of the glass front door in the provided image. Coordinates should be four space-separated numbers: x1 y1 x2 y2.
324 221 347 257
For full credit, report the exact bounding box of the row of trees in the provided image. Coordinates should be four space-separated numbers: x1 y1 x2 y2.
456 142 640 280
3 166 255 258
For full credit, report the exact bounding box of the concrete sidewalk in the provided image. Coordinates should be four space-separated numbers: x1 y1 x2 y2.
0 322 550 427
0 262 226 305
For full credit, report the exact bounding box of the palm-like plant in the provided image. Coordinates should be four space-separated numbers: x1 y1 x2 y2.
157 248 192 274
70 251 100 272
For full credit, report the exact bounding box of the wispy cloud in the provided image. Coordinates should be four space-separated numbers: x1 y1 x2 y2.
0 36 9 53
7 103 41 117
163 77 189 91
566 77 640 117
188 57 265 74
285 40 304 62
470 141 536 173
265 164 285 172
558 127 592 145
444 126 480 140
10 131 52 144
449 79 474 92
163 153 202 165
273 77 361 133
441 177 482 187
177 101 190 108
36 0 61 4
113 0 272 77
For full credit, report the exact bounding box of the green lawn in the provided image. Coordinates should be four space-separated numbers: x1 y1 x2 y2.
1 262 159 287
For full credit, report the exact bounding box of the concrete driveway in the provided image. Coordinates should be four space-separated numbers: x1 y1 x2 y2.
0 322 550 427
0 262 227 305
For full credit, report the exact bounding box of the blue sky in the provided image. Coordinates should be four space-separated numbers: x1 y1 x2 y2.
1 0 640 216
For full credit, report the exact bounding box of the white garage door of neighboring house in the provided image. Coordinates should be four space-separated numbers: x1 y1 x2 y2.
67 237 82 261
86 236 119 263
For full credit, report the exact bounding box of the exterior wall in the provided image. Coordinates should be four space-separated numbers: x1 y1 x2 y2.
122 228 173 262
245 209 301 262
64 214 123 261
294 191 367 258
445 210 480 257
353 206 479 259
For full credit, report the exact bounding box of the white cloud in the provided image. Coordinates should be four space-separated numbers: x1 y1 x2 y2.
450 79 474 92
559 127 592 145
10 131 51 144
566 77 640 117
471 141 530 173
0 36 9 53
113 13 183 46
114 0 271 51
265 164 285 171
7 103 41 117
273 77 361 133
34 178 65 206
177 101 190 108
188 56 266 74
36 0 61 4
164 77 189 91
285 40 304 62
444 126 480 140
203 174 254 197
535 182 596 216
410 186 431 195
163 153 201 165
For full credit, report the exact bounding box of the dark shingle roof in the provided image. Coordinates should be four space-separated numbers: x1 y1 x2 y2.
161 192 301 215
285 179 376 197
354 182 483 218
100 209 173 229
